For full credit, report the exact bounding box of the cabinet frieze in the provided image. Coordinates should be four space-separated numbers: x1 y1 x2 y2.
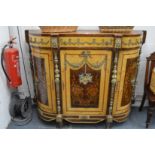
59 37 114 48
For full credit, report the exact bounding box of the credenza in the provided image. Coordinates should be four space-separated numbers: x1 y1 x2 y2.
25 30 146 128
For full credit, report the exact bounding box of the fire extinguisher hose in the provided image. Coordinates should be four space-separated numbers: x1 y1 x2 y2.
1 44 11 82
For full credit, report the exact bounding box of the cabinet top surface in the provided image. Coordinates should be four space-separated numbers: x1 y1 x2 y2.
27 30 144 37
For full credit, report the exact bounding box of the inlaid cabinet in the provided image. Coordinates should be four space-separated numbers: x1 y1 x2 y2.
26 30 146 127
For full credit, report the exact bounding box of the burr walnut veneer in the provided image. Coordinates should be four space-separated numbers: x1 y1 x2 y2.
26 30 146 127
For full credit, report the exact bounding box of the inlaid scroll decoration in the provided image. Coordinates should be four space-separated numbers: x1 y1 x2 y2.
122 39 142 46
122 37 143 48
60 37 114 47
29 36 50 47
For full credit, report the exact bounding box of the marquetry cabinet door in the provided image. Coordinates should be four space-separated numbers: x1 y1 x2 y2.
112 49 140 121
32 48 56 114
60 50 112 116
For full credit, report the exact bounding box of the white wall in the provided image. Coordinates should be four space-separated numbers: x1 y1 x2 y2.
134 26 155 97
0 26 11 128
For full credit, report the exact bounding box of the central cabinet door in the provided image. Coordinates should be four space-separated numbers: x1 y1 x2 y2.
60 50 112 116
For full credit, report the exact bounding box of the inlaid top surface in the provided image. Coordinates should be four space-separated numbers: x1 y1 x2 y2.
27 30 144 36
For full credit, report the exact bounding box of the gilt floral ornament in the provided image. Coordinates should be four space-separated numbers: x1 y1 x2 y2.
79 73 93 85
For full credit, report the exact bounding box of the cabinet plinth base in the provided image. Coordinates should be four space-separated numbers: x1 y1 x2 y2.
38 109 56 122
38 109 129 125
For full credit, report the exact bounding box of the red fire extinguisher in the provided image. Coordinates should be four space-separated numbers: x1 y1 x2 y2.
1 37 22 88
1 35 32 126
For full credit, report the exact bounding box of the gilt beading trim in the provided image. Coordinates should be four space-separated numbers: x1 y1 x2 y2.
51 37 59 48
53 37 62 123
115 38 122 49
107 37 120 123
